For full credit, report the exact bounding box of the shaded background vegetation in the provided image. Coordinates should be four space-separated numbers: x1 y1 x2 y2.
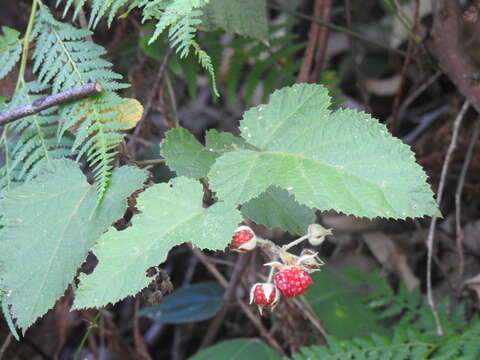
1 0 480 359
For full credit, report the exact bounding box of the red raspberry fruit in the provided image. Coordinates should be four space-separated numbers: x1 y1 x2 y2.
250 283 280 314
274 266 313 297
252 284 277 306
231 226 256 252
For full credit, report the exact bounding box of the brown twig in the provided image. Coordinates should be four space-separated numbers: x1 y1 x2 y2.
397 71 442 122
292 296 328 340
389 0 420 133
237 300 285 355
344 0 371 112
133 299 152 360
0 334 12 360
192 247 285 355
297 0 323 83
310 0 332 83
426 100 470 336
0 82 102 126
169 257 199 360
191 247 228 287
455 117 480 278
200 253 251 348
130 47 174 150
135 158 166 167
268 3 407 57
428 0 480 114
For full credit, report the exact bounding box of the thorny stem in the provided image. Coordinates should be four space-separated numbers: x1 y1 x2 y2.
16 0 39 90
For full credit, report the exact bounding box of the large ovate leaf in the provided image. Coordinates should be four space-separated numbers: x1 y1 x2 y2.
202 0 269 42
241 186 315 235
73 177 242 309
209 84 441 219
162 128 315 233
138 282 224 324
189 339 281 360
0 159 147 331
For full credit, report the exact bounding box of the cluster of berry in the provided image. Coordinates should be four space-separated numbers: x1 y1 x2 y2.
230 224 332 314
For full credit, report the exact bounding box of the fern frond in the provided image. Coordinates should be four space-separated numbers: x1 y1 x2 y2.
31 6 129 202
33 6 126 93
0 26 22 80
60 92 128 199
345 269 467 335
216 22 305 109
292 327 433 360
138 0 218 95
434 320 480 359
0 82 73 193
56 0 218 95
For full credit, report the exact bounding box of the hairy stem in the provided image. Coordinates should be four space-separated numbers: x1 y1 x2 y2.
16 0 40 90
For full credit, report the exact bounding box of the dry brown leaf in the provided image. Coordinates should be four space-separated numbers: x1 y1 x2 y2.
463 273 480 305
362 232 419 291
463 220 480 256
365 75 402 96
322 215 380 233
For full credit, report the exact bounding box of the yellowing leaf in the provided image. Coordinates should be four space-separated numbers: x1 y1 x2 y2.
110 98 143 130
68 97 143 134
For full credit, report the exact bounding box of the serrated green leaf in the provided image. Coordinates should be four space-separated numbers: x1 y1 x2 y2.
189 338 281 360
73 176 242 309
202 0 269 42
2 298 20 341
161 128 218 178
241 186 315 235
0 159 147 331
208 84 441 219
139 282 224 323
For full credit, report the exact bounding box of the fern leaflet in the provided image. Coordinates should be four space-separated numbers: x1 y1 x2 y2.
0 26 22 80
294 269 480 359
433 320 480 359
342 269 467 334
